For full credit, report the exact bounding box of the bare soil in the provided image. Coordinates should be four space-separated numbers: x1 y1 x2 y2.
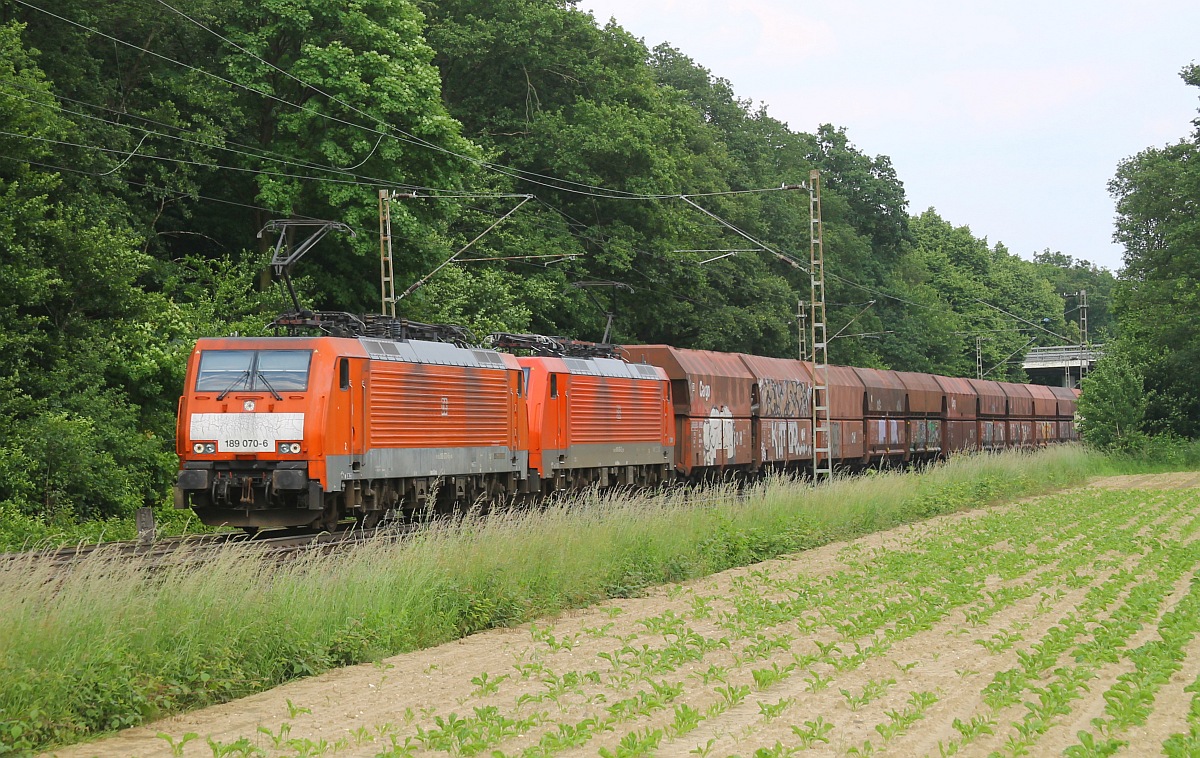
47 472 1200 758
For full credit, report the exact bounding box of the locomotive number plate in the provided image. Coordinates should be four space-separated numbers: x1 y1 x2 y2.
190 413 305 453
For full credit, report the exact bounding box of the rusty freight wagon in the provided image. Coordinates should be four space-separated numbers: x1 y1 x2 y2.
1050 386 1082 441
934 375 979 454
853 367 908 463
999 382 1036 449
896 371 945 461
1027 384 1061 445
968 378 1009 451
738 354 814 471
623 345 755 477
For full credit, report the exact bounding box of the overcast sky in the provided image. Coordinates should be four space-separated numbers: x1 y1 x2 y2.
581 0 1199 272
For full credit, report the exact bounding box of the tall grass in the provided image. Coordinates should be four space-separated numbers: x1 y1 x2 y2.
0 500 218 553
0 446 1113 752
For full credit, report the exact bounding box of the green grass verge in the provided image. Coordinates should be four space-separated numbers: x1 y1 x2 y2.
0 446 1137 753
0 501 222 553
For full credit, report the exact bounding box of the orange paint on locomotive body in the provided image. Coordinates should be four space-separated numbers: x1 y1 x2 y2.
175 335 348 484
175 335 529 528
519 355 673 489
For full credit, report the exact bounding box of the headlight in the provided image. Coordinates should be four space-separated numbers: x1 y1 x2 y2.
192 443 204 454
204 443 216 454
278 442 302 454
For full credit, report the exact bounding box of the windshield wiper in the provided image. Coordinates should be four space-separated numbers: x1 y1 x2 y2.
216 369 251 400
256 371 284 401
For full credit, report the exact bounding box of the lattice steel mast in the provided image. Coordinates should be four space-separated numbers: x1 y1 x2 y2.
809 170 831 482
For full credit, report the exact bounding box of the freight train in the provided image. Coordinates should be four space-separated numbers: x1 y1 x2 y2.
173 320 1079 530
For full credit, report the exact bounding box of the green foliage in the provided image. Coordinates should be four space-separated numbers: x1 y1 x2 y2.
1032 250 1116 339
1078 345 1147 450
0 23 181 519
1108 64 1200 438
906 210 1071 380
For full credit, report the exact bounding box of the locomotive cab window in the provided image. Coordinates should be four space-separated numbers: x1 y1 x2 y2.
195 350 254 392
257 350 311 391
196 349 312 392
339 358 350 390
550 373 559 399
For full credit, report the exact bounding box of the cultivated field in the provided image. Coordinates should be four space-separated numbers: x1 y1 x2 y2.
50 471 1200 758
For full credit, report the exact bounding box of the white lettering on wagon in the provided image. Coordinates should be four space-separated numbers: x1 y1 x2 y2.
189 413 304 453
765 420 808 458
699 406 736 466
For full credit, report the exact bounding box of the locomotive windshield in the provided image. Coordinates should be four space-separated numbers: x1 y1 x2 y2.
196 350 312 393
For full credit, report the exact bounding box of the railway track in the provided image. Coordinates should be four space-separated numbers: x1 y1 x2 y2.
0 522 410 572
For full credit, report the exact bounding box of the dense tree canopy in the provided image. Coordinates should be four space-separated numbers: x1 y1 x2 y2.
1104 64 1200 439
0 0 1141 520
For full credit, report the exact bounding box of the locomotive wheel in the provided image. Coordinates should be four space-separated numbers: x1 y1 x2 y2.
312 497 340 533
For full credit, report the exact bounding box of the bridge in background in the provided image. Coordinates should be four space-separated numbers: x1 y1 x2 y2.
1023 344 1103 388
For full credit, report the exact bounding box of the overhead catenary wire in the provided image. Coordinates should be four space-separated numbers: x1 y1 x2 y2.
665 196 973 328
94 132 149 176
0 128 432 191
9 153 601 299
4 147 1055 366
983 337 1037 378
396 196 533 300
10 123 1062 355
0 87 430 191
146 0 650 200
0 153 312 218
973 298 1072 343
0 84 517 194
817 269 1079 349
677 194 810 272
11 0 768 201
828 300 876 341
